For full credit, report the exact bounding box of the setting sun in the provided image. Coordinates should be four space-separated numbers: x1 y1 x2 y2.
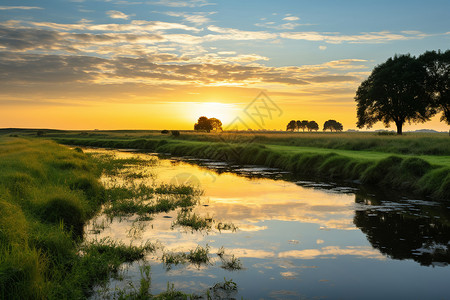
186 102 239 128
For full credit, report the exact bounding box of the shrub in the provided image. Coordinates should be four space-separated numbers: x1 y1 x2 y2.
39 195 86 236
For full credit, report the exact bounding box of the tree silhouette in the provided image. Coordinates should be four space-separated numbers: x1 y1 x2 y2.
307 120 319 131
194 116 213 132
355 54 432 135
286 120 297 131
296 120 301 132
208 118 223 131
419 50 450 125
299 120 308 132
323 119 343 132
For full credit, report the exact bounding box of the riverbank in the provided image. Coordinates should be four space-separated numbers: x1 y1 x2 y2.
52 135 450 201
0 138 200 299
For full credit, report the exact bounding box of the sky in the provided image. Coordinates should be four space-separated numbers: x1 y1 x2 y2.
0 0 449 131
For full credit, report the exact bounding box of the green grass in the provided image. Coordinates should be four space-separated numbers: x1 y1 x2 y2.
162 245 211 269
0 138 163 299
172 211 213 231
0 137 107 299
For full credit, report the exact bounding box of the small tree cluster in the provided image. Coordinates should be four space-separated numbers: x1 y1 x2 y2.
323 120 343 132
286 120 319 132
194 116 222 133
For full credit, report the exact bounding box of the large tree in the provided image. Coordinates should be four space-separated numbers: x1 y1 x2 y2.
419 50 450 125
355 54 433 135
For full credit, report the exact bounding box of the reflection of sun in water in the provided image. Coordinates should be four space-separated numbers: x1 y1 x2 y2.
188 102 238 127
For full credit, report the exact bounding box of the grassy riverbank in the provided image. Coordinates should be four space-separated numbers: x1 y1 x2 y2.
0 138 105 298
45 130 450 200
0 138 201 299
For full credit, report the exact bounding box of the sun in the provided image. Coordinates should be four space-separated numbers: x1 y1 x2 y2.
187 102 238 127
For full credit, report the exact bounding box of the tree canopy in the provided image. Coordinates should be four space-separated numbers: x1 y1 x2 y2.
307 120 319 131
286 120 296 131
355 54 435 135
323 120 343 132
419 50 450 125
194 116 213 132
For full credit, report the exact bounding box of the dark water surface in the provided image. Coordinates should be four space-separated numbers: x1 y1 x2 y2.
85 149 450 299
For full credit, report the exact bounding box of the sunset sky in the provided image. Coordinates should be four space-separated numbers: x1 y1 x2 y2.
1 0 449 131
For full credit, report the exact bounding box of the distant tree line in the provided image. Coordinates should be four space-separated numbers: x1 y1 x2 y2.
194 116 222 133
286 120 339 132
356 50 449 135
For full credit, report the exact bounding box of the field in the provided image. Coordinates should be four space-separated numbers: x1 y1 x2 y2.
2 128 449 200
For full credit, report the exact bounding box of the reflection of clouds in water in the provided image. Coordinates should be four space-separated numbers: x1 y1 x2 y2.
280 271 298 279
235 224 268 232
278 246 385 260
194 202 357 230
222 248 276 259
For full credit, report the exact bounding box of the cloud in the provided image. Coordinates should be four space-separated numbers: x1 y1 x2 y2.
206 25 277 40
162 11 216 24
0 6 43 10
148 0 215 7
281 30 430 44
319 45 327 50
0 51 364 88
16 20 201 32
278 246 385 260
283 16 299 21
106 10 130 19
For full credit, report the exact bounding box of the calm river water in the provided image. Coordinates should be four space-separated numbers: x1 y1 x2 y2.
85 149 450 299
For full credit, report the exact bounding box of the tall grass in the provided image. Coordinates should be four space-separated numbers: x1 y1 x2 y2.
0 138 108 299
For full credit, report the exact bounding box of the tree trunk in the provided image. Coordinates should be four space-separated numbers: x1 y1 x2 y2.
395 121 403 135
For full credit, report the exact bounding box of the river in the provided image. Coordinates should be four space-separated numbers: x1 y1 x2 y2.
84 149 450 299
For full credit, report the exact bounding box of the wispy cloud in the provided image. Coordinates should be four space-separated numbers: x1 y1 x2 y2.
0 6 43 10
281 30 430 44
161 11 216 24
106 10 131 19
13 20 201 32
206 25 277 40
148 0 215 7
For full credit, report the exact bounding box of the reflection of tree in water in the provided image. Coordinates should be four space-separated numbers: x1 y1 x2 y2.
354 190 450 266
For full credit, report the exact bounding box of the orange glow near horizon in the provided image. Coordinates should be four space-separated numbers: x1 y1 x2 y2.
1 97 449 132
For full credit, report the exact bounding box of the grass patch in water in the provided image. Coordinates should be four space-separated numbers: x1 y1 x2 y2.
172 211 212 231
171 210 238 233
162 245 211 269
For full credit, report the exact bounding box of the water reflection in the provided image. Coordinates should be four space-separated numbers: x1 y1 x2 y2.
83 149 450 299
354 190 450 267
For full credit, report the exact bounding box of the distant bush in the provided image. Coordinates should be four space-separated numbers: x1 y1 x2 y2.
171 130 180 137
36 130 45 137
161 130 169 134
